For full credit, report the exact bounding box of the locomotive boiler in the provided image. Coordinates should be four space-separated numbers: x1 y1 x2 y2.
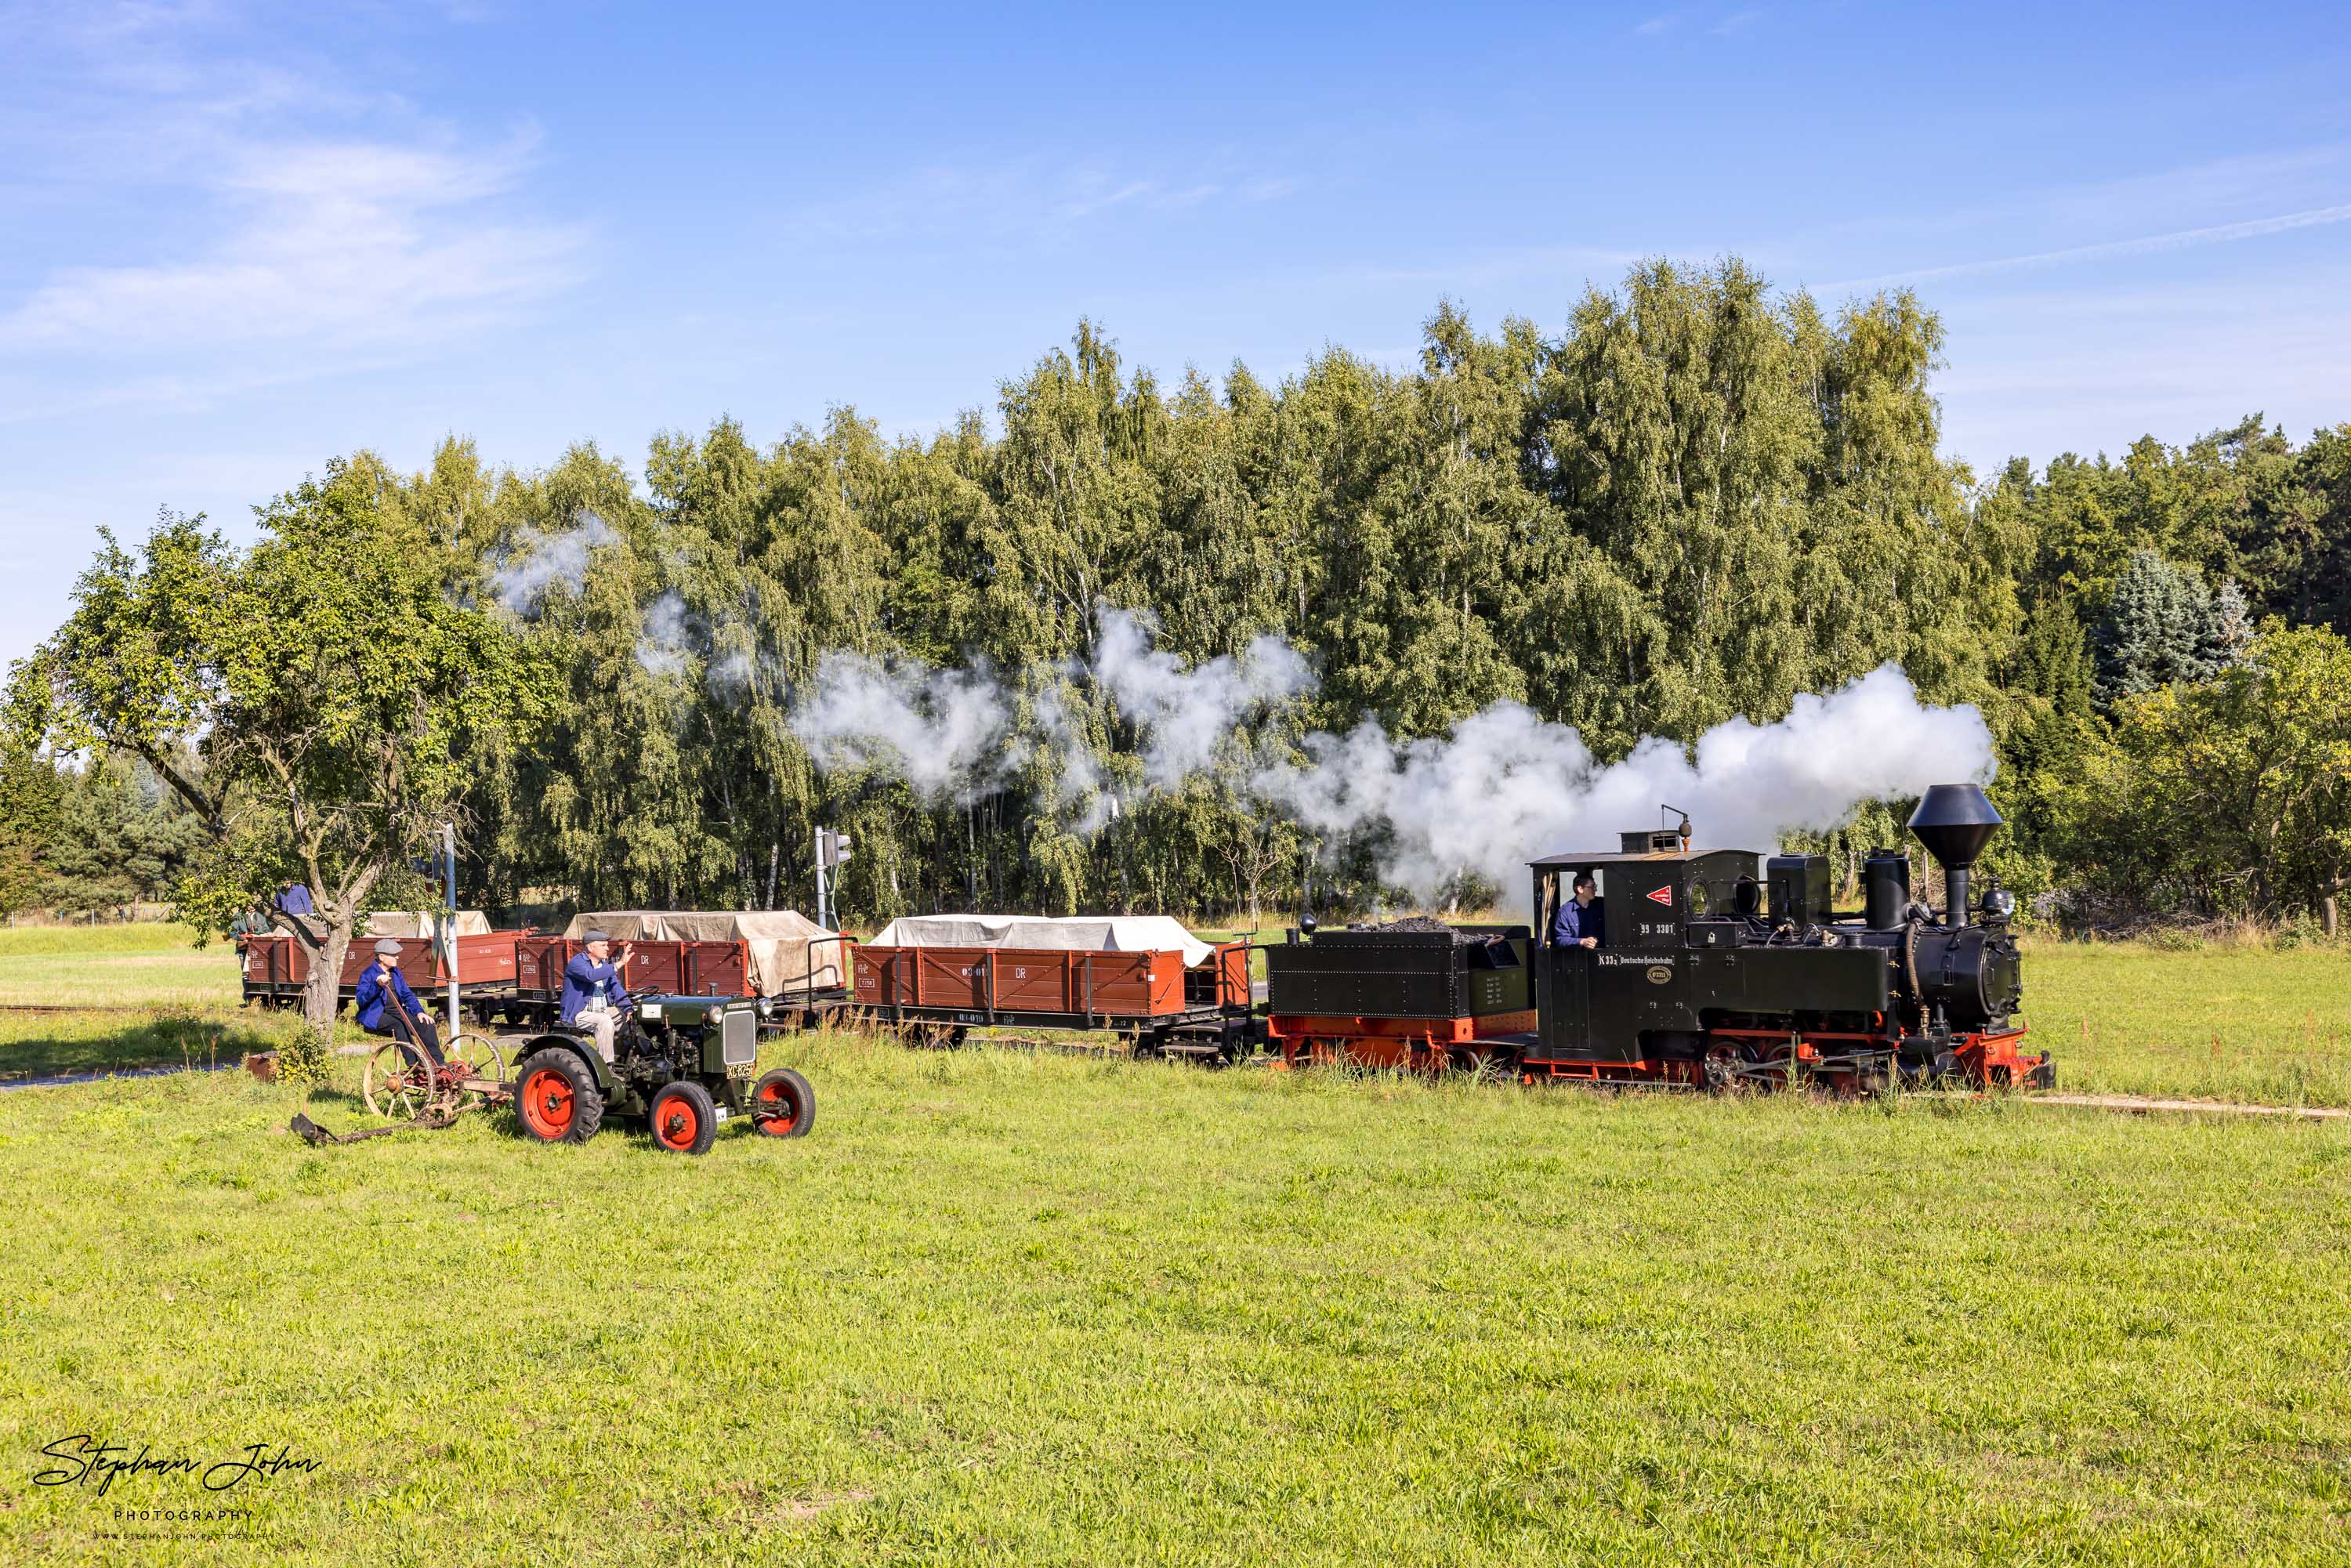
1265 784 2052 1091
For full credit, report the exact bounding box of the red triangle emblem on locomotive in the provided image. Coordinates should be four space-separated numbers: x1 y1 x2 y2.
1644 885 1673 905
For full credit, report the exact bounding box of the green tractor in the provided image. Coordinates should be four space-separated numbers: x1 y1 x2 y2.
509 994 814 1155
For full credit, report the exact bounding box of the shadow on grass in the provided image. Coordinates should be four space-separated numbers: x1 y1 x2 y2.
0 1007 296 1081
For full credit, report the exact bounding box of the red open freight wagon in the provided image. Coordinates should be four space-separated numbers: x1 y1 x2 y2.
846 914 1259 1059
238 929 520 1010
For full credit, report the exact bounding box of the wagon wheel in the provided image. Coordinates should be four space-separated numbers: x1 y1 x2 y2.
364 1037 439 1120
904 1021 962 1050
442 1032 506 1109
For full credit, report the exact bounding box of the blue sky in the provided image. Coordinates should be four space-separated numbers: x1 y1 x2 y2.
3 1 2348 668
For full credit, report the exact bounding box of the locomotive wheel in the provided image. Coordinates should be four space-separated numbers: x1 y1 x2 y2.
1700 1046 1738 1095
363 1038 437 1120
649 1081 718 1156
514 1051 603 1145
750 1067 816 1139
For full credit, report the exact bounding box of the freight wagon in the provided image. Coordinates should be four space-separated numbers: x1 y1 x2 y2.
849 914 1257 1059
238 928 520 1009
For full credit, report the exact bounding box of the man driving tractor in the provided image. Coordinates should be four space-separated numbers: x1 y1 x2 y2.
561 930 636 1062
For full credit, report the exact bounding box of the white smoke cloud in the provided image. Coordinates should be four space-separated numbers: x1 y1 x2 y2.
635 591 695 678
706 649 754 695
789 607 1312 822
1025 681 1110 832
1253 665 1995 904
783 607 1995 903
788 653 1012 802
489 510 617 617
1089 607 1313 788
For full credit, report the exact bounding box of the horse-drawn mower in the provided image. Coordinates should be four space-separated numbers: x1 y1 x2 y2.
293 994 816 1155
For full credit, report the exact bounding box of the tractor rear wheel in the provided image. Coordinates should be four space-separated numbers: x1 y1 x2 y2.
514 1050 603 1145
749 1067 815 1139
649 1081 717 1155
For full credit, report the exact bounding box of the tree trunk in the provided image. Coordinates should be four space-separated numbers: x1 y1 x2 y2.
302 916 354 1030
2326 893 2340 940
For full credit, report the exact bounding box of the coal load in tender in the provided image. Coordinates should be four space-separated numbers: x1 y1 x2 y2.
1264 921 1534 1019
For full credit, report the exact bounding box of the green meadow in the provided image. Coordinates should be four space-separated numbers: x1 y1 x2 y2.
0 925 2345 1563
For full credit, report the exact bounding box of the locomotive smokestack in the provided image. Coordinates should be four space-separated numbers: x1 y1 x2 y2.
1906 784 2002 928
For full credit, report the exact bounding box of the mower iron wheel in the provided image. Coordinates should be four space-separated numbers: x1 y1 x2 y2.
443 1032 506 1109
514 1050 603 1145
749 1066 816 1139
363 1037 438 1120
649 1080 718 1156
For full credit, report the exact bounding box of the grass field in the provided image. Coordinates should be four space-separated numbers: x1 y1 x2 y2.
0 922 243 1012
2019 940 2351 1106
3 1033 2348 1565
1 926 2347 1563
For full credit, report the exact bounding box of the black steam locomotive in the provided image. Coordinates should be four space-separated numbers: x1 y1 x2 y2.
1263 784 2052 1091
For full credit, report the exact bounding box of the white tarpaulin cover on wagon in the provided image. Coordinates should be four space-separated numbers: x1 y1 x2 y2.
560 910 846 993
862 914 1214 969
363 910 492 939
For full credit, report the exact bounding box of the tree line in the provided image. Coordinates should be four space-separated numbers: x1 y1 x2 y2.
8 258 2349 999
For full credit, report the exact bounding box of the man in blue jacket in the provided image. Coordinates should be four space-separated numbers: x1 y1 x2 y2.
355 938 443 1064
560 930 635 1063
1552 873 1606 949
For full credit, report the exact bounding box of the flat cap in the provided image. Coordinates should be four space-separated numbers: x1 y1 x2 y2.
582 929 611 944
372 939 404 957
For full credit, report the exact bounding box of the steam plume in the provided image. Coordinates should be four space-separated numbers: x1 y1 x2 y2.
635 592 694 678
1089 608 1313 788
789 653 1011 802
1253 666 1994 901
784 607 1994 907
489 510 617 616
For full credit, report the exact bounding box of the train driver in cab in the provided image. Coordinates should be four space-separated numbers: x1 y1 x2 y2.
1553 871 1606 949
562 930 636 1063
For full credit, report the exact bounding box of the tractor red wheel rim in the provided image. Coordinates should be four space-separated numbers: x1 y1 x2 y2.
522 1069 574 1137
754 1079 799 1135
655 1098 700 1150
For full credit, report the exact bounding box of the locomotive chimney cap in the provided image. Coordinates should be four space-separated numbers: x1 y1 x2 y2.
1907 784 2002 871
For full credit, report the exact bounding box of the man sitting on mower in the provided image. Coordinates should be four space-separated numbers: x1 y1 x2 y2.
355 939 444 1065
561 930 635 1063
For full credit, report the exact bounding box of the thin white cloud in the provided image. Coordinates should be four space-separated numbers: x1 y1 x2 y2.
1820 201 2351 292
2 129 587 355
788 158 1298 248
0 3 586 378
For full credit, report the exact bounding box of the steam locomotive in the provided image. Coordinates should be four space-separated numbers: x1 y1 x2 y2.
1262 784 2052 1090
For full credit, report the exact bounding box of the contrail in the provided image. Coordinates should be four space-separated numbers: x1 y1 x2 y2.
1823 201 2351 292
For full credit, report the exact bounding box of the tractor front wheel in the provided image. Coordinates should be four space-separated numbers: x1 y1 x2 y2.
649 1081 718 1156
749 1067 816 1139
514 1050 603 1145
